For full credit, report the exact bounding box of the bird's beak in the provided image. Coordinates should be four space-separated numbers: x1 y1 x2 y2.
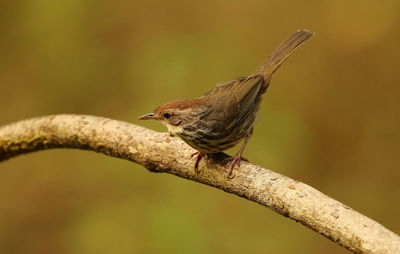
138 112 155 120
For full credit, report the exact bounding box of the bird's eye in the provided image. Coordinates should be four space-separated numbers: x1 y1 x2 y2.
163 113 170 119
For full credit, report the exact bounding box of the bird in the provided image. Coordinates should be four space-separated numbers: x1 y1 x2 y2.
139 29 314 178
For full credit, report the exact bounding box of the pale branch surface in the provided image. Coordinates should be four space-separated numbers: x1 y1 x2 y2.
0 114 399 254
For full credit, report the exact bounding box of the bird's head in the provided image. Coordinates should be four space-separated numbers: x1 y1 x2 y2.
138 99 204 135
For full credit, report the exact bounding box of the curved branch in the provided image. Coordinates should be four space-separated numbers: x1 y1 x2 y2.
0 114 399 253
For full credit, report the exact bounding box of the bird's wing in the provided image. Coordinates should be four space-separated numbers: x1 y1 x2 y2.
202 76 247 97
233 75 264 120
203 75 263 101
201 75 264 130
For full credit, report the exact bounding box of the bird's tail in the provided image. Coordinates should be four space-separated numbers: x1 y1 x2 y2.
255 29 314 79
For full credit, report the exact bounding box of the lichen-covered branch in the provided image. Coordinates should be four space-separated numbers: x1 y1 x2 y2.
0 114 399 253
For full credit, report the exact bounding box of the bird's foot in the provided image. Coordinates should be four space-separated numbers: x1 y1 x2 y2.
191 151 204 173
223 154 249 179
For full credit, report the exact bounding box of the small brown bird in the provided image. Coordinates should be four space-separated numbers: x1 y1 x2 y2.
139 29 314 178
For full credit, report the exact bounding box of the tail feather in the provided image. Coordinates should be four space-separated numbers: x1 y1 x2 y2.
255 29 314 79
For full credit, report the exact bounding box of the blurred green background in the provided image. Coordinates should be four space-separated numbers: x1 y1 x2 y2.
1 0 399 253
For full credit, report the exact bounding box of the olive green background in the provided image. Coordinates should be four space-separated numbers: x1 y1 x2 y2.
1 0 399 253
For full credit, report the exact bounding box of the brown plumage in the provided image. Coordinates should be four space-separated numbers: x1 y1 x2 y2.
139 29 314 178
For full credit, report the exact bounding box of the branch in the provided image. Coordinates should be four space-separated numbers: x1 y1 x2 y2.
0 114 399 253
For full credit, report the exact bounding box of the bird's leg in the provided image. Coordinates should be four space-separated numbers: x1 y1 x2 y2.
191 151 204 173
224 128 253 178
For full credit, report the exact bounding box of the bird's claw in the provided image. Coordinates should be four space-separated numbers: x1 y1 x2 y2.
191 151 204 173
222 156 249 164
223 154 249 178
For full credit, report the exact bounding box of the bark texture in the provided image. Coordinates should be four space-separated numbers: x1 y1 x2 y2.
0 114 399 253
